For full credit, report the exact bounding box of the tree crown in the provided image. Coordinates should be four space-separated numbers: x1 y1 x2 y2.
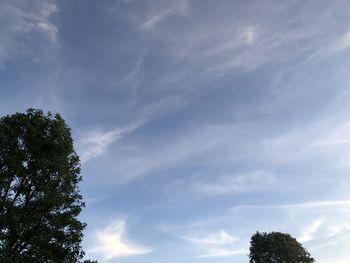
0 109 85 262
249 231 315 263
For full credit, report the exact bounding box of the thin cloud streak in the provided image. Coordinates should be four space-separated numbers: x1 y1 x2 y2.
182 230 237 246
79 123 142 163
194 170 276 195
233 199 350 211
0 0 59 67
198 248 248 258
140 1 190 30
309 31 350 60
299 218 325 243
181 230 246 258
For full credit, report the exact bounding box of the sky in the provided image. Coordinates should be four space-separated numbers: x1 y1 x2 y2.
1 0 350 262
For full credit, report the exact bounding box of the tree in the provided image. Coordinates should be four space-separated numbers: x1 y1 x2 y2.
249 231 315 263
0 109 86 262
83 260 98 263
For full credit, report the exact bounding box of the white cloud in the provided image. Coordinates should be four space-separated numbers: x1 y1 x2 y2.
312 120 350 147
183 230 237 246
122 57 144 82
233 199 350 211
310 32 350 59
88 220 152 261
137 1 350 87
36 1 59 42
244 26 255 45
299 218 325 243
229 199 350 245
182 230 246 258
39 1 58 17
194 170 276 195
140 1 190 30
329 32 350 54
198 247 248 258
106 123 226 181
79 123 141 163
327 222 350 237
0 0 59 67
36 21 58 42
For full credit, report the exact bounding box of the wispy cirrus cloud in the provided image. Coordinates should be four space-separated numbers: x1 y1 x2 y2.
78 123 142 163
232 199 350 211
194 170 276 195
182 230 237 246
198 247 248 258
88 220 152 261
162 197 350 259
181 230 246 258
101 123 226 181
0 0 59 67
230 199 350 246
327 222 350 237
299 218 325 243
140 0 190 30
311 120 350 147
137 0 350 88
309 31 350 60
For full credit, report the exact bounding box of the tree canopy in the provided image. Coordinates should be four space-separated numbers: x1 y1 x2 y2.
249 231 315 263
0 109 85 262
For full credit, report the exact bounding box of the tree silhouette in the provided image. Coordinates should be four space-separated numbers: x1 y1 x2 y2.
249 231 315 263
0 109 85 262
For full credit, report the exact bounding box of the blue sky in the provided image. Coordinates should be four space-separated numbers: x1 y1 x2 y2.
1 0 350 262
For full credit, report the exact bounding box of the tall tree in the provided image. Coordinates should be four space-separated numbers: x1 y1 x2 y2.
249 231 315 263
0 109 86 262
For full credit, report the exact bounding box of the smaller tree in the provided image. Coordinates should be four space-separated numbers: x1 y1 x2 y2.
249 231 315 263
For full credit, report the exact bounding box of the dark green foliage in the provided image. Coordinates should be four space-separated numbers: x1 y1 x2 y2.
83 260 98 263
0 109 86 262
249 231 315 263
